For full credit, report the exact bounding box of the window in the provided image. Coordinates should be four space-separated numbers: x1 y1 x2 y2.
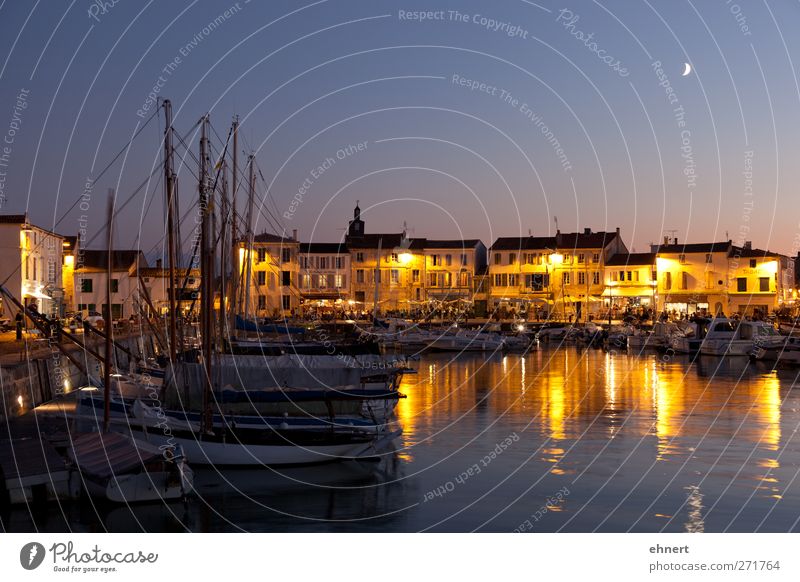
80 278 93 293
678 254 686 264
257 271 266 286
577 253 585 264
356 252 364 262
301 274 311 289
651 270 657 282
578 272 586 285
493 273 508 287
326 274 335 288
412 269 420 283
335 257 343 269
446 254 452 266
509 253 516 265
391 253 398 263
737 277 747 292
525 253 534 265
759 277 770 292
705 253 713 263
562 272 571 285
110 279 119 293
592 271 600 285
633 271 639 282
681 271 689 290
460 254 467 266
281 271 291 286
525 273 549 291
257 248 266 263
335 274 345 288
282 295 291 310
32 257 36 280
618 270 624 281
48 259 56 283
663 272 672 290
563 253 572 264
429 273 438 287
374 270 382 284
494 253 501 265
592 253 600 264
391 269 400 285
319 257 328 270
431 255 441 266
508 274 517 287
627 271 633 282
438 273 447 288
300 256 308 269
258 295 266 309
459 272 469 287
750 259 757 268
268 273 276 290
281 248 291 263
356 269 365 283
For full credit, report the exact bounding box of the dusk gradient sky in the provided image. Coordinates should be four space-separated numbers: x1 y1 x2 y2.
1 0 800 258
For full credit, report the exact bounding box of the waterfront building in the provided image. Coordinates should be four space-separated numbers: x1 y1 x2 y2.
244 231 300 317
129 260 201 316
345 203 425 315
650 239 796 317
298 242 350 314
602 253 657 316
488 228 626 320
422 239 487 310
73 249 147 321
61 236 78 314
650 239 733 317
727 243 794 316
0 214 65 318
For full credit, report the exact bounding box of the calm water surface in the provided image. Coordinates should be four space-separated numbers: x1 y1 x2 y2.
6 347 800 532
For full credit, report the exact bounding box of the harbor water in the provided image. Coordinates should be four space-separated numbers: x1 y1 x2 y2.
4 347 800 532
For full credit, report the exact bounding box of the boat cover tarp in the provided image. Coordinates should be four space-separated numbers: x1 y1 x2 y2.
68 432 158 480
235 315 305 334
164 354 402 408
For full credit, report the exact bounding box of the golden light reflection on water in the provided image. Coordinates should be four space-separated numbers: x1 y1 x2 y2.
397 350 785 483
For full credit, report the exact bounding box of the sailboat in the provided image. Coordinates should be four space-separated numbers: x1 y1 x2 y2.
118 106 400 466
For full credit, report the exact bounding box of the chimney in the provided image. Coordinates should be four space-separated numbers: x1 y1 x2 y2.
156 258 162 269
292 228 298 241
584 227 591 235
744 241 752 250
616 227 620 235
674 238 678 245
663 236 669 245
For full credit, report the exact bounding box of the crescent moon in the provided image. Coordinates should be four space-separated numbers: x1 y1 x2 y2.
682 62 692 76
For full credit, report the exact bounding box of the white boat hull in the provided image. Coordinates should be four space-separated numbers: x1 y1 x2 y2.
129 431 386 466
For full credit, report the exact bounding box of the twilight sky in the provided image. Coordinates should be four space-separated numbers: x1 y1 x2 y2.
1 0 799 258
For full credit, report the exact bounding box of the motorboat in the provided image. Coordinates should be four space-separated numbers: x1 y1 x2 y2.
699 319 783 357
427 326 506 352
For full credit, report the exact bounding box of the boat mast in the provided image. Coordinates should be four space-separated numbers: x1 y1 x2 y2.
104 190 114 433
229 117 239 333
242 154 255 330
218 160 228 352
373 237 382 322
199 115 213 434
163 99 178 366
